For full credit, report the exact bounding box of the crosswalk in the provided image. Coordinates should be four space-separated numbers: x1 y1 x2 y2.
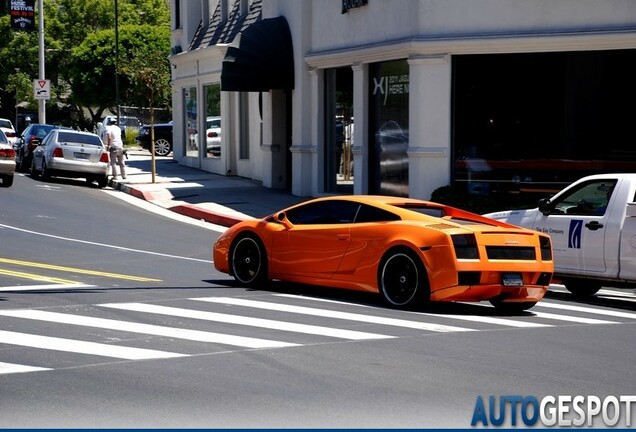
1 293 635 375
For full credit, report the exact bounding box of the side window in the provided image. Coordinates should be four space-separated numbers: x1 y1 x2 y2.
286 201 360 225
551 180 617 216
355 204 401 223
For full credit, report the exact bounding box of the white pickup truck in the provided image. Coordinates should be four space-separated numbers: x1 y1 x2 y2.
484 174 636 296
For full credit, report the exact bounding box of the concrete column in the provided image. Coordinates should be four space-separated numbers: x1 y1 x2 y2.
309 67 324 195
407 55 452 200
351 62 368 195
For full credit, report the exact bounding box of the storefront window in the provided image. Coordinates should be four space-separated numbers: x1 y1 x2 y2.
325 67 353 193
369 60 409 197
204 83 221 158
184 86 198 157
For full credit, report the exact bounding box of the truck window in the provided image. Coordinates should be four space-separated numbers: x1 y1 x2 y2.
551 180 617 216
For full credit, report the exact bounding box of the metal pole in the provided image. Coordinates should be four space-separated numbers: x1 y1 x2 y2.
38 0 45 124
15 68 20 131
115 0 120 124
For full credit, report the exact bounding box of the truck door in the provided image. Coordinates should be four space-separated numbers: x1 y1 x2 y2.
535 179 617 274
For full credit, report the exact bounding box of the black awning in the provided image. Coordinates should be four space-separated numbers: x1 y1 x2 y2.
221 16 294 92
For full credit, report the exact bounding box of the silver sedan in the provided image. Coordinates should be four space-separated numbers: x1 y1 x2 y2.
0 129 16 187
31 129 110 188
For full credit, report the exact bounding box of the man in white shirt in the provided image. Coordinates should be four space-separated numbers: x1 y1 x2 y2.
105 119 127 179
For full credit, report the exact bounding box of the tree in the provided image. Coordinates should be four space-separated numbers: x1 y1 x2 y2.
68 24 171 124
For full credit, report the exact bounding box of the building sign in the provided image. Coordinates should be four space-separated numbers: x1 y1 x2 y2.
369 59 410 197
10 0 35 31
342 0 368 14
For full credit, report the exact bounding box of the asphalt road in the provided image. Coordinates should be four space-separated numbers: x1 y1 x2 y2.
1 172 635 428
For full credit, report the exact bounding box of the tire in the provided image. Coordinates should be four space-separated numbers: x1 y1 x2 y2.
30 159 40 178
97 176 108 188
490 300 537 313
562 278 601 297
378 248 429 308
40 159 50 179
154 138 172 156
0 175 13 187
230 235 268 286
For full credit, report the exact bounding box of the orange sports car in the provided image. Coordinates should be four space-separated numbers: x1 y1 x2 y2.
213 195 554 311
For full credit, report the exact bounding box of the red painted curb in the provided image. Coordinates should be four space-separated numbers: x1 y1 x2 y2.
170 203 245 227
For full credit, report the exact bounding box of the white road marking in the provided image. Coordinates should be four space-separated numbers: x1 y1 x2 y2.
0 223 211 263
0 330 184 360
0 361 51 374
530 311 617 325
274 293 551 328
193 297 475 333
100 302 394 341
0 309 297 349
535 302 636 320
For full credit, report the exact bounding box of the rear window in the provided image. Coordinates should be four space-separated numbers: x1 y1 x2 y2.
58 132 102 146
0 119 13 129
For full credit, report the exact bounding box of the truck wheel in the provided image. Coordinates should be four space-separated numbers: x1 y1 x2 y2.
562 279 601 297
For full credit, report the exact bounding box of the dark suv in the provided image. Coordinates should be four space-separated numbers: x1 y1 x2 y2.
136 122 173 156
15 124 70 172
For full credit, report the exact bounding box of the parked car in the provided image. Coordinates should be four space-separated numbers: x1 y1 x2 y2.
15 124 70 172
0 129 16 187
136 123 173 157
206 116 221 156
0 118 18 146
213 195 554 312
30 129 110 188
96 115 142 142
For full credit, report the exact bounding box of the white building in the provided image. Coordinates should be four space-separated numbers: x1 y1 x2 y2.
170 0 636 199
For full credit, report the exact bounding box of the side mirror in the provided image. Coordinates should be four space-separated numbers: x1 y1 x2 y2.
538 198 553 215
276 212 294 230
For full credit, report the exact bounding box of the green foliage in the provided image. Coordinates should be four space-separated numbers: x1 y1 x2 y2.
0 0 170 125
430 184 540 214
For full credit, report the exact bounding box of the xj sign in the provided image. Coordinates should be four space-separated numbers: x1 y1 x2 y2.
33 79 51 100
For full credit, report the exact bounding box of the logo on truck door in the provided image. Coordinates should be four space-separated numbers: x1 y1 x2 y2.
568 219 583 249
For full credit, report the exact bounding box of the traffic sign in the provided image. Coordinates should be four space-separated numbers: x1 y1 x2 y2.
33 79 51 100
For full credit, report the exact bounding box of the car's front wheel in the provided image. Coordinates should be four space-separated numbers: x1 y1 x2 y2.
30 159 40 178
154 138 172 156
231 235 268 286
378 248 429 308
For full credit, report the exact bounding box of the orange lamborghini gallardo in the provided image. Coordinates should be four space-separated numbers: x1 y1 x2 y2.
213 196 554 312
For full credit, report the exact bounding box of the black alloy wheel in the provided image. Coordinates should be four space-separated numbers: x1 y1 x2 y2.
231 235 267 286
379 249 429 308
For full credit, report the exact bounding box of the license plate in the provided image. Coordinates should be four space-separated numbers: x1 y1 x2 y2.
502 272 523 287
74 152 90 160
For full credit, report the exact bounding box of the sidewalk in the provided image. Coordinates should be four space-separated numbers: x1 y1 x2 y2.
109 150 306 227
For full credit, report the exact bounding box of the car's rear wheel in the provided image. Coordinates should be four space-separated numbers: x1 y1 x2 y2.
489 300 537 313
562 278 601 297
97 175 108 188
378 248 429 308
0 175 13 187
154 138 172 156
231 235 268 286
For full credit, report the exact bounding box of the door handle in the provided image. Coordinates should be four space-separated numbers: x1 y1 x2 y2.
337 234 349 240
585 221 604 231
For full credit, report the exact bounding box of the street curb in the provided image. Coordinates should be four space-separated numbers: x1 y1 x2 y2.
109 178 243 227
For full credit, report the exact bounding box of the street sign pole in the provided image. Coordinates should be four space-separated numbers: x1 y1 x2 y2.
37 0 45 124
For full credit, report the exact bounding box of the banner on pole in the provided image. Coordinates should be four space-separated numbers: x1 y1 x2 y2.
10 0 35 32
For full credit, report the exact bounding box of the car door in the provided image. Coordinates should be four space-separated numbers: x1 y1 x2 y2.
536 178 617 274
269 200 359 278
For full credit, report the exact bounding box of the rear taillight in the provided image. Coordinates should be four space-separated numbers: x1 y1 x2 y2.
52 148 64 158
0 148 16 159
5 132 16 138
28 137 40 150
100 152 109 163
207 131 218 138
540 235 552 261
451 234 479 259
